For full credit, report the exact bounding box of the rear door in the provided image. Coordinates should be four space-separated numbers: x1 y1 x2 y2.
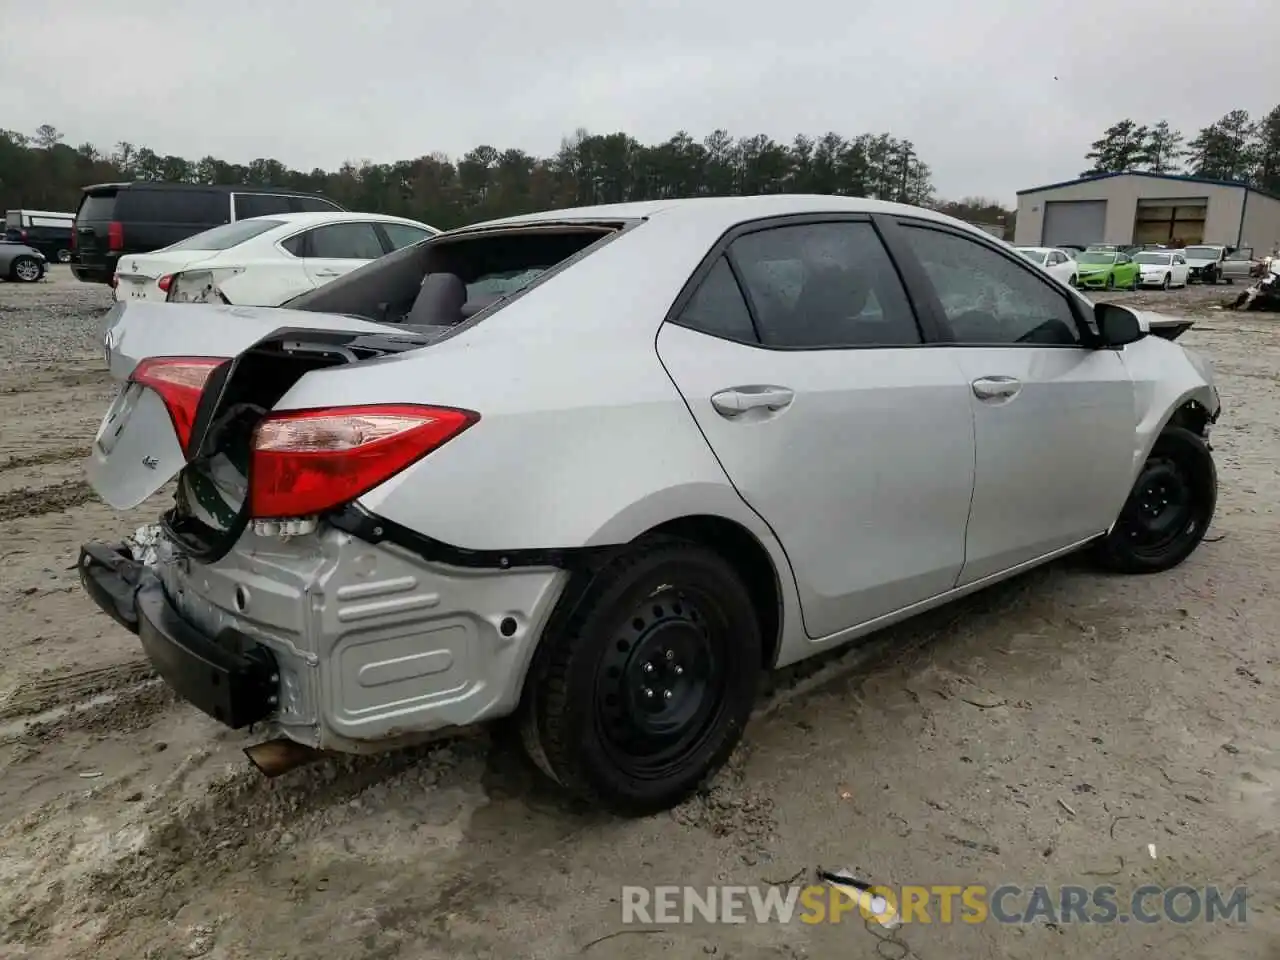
294 221 389 287
888 219 1135 583
656 216 975 639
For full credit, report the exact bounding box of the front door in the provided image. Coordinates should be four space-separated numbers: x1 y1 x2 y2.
890 220 1137 583
656 219 976 639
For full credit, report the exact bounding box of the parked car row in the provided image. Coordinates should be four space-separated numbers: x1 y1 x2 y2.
1014 242 1263 292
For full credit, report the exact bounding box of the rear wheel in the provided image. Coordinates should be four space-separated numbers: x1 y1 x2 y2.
1129 272 1139 290
1105 274 1115 290
520 539 762 814
10 256 42 283
1093 426 1216 574
56 249 72 263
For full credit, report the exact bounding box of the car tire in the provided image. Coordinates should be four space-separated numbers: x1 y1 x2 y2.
1129 273 1139 290
1069 274 1078 287
519 537 762 815
56 249 72 263
1092 425 1217 575
10 256 43 283
1105 274 1115 290
1162 274 1170 290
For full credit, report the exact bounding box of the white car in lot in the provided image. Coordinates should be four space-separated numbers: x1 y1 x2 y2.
113 212 439 306
1014 246 1078 286
80 195 1220 814
1134 250 1190 289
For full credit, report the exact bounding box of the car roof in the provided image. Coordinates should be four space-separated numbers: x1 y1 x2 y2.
456 194 979 235
81 182 334 197
238 211 433 228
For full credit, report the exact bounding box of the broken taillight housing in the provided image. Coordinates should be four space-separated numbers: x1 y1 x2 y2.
130 356 229 454
157 274 174 294
248 404 479 519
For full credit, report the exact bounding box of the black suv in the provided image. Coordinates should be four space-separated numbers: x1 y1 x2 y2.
71 182 345 285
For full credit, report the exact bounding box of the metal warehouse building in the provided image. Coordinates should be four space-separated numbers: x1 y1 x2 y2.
1014 172 1280 252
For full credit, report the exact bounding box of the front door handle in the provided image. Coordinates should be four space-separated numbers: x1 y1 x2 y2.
710 386 795 417
313 269 341 278
971 376 1022 401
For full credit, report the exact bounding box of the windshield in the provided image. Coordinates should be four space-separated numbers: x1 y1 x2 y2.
163 218 283 252
1016 248 1048 265
1135 253 1171 265
1184 246 1219 260
1078 252 1117 265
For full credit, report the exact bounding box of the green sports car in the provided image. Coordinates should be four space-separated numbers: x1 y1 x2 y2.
1073 250 1140 290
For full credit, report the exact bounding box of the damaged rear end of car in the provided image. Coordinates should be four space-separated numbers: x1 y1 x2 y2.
79 219 630 772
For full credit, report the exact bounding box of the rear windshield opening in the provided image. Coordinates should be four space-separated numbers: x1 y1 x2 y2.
284 223 626 327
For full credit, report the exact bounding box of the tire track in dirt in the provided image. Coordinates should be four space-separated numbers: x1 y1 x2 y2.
0 447 85 472
0 480 96 522
0 660 156 725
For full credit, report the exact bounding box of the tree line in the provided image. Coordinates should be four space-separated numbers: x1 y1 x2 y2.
0 124 966 231
1081 105 1280 190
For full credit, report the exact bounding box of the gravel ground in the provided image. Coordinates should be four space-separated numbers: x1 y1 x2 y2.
1 266 1278 959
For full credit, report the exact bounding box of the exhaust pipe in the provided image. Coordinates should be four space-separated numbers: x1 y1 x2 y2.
243 737 325 778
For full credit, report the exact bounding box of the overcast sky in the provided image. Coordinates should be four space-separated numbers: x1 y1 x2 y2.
0 0 1272 204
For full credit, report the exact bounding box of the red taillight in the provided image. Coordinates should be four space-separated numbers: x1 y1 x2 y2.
71 227 77 250
19 229 28 241
107 221 124 251
248 404 478 519
157 274 173 293
130 357 228 453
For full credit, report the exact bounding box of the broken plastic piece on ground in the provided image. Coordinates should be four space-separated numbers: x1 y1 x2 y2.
818 867 902 929
244 737 325 777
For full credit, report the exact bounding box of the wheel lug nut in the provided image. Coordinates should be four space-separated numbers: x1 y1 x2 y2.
663 689 673 700
665 650 675 660
673 665 684 676
642 662 654 674
643 687 654 698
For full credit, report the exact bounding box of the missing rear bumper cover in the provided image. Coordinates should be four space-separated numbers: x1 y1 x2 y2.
77 541 279 728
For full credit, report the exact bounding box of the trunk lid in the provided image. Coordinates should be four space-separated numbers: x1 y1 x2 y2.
114 251 216 301
88 300 430 511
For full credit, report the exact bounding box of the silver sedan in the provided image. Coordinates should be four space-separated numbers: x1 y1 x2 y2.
78 195 1220 814
0 241 46 282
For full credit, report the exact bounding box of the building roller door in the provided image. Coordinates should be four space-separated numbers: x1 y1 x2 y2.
1042 200 1107 246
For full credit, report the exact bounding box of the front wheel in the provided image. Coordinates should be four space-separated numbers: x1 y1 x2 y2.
1162 274 1171 290
1105 274 1115 290
1093 425 1217 574
1129 272 1140 291
10 256 43 283
519 539 762 814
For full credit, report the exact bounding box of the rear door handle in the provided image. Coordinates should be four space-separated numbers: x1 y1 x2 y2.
710 386 795 417
971 376 1022 401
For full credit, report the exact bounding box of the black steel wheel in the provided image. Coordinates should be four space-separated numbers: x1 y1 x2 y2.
519 538 762 814
1094 426 1217 573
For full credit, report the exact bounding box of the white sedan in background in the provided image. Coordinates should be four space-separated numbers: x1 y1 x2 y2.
1134 250 1190 290
113 212 439 306
1014 246 1078 286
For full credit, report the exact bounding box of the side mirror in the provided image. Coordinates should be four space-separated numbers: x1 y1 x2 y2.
1094 303 1144 348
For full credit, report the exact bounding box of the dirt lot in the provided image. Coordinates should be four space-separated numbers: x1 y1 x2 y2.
1 267 1278 959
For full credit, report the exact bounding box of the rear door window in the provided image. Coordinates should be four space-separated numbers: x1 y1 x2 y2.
302 222 386 259
115 189 226 224
233 193 296 219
